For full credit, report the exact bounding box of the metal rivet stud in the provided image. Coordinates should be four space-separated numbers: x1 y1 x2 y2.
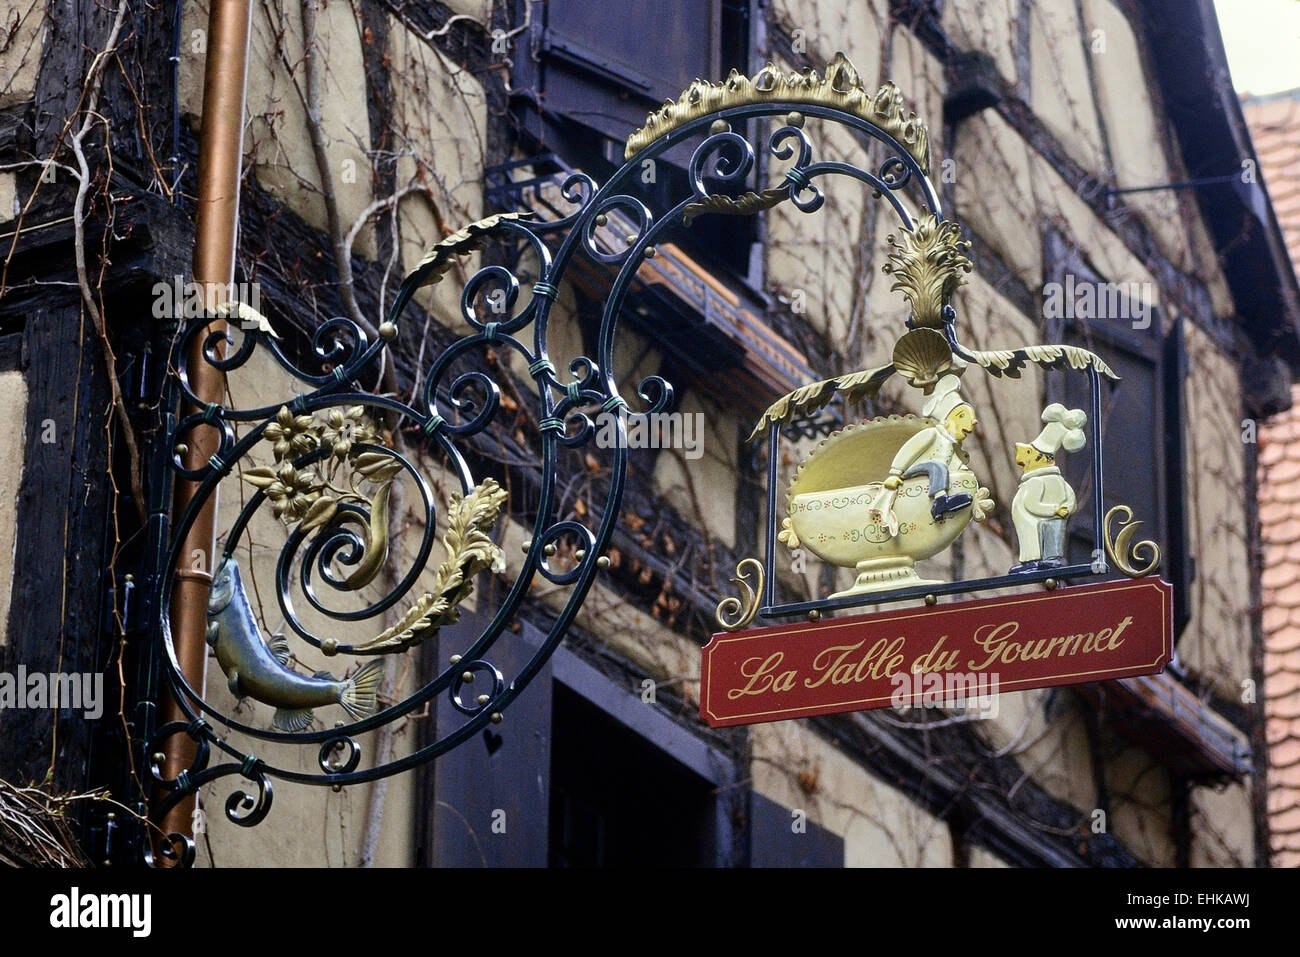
378 322 397 340
462 671 474 683
477 694 490 706
450 654 462 664
710 119 728 134
809 610 820 622
596 555 611 569
924 594 937 606
490 713 503 725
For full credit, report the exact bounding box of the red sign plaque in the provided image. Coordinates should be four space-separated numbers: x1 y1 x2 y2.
699 578 1172 728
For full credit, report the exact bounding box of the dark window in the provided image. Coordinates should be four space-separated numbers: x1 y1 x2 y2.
515 0 757 279
548 683 717 867
540 0 737 146
1044 241 1193 637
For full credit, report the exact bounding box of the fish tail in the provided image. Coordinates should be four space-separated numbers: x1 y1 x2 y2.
339 660 386 720
273 707 315 732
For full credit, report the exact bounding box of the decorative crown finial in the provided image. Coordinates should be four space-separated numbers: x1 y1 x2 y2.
624 52 931 172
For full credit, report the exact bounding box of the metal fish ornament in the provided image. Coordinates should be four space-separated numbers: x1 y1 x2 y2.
206 556 385 732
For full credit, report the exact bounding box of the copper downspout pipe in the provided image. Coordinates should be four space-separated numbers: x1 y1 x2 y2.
157 0 253 862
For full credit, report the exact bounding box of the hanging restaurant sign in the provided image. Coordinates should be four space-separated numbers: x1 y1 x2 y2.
700 577 1172 728
145 49 1173 863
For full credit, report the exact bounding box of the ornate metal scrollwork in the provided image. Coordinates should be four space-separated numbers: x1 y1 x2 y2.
149 51 1089 856
1103 505 1162 577
716 558 765 632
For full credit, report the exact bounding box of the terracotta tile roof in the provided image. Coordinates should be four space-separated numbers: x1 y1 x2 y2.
1244 90 1300 266
1246 87 1300 868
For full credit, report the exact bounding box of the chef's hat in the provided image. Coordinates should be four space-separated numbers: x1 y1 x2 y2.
922 374 969 421
1031 403 1087 454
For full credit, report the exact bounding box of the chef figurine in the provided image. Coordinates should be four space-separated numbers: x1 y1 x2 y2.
870 374 977 534
1009 403 1087 573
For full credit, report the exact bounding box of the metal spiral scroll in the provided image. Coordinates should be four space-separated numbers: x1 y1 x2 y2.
149 55 945 858
1104 505 1162 577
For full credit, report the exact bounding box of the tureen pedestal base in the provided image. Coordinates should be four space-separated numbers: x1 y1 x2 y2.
830 556 943 599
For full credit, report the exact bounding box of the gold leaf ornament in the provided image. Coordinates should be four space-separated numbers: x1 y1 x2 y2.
321 406 377 460
213 300 280 339
683 187 790 226
969 343 1119 381
777 515 800 549
407 213 524 289
747 363 896 441
882 216 972 328
353 479 510 653
625 53 931 173
248 464 324 523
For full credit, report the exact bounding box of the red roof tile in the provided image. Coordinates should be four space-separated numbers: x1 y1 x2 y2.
1248 86 1300 867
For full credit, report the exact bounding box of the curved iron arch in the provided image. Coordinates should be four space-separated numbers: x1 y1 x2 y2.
145 55 1125 864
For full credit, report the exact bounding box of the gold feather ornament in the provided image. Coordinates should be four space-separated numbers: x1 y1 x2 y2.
353 478 509 654
882 216 972 328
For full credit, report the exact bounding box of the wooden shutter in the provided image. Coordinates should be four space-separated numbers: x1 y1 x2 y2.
1162 314 1194 637
430 614 552 866
542 0 723 144
747 791 844 867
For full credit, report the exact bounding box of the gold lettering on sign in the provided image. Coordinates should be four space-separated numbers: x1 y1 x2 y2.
910 635 958 674
721 611 1145 702
966 615 1137 671
804 637 906 689
729 652 798 699
1108 616 1133 650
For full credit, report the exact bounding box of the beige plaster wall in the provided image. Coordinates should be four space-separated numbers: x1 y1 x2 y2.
1189 780 1254 867
0 1 43 108
773 0 887 76
1106 744 1174 867
0 372 26 647
390 15 489 334
0 171 15 222
766 113 874 348
1179 322 1252 700
181 1 377 259
752 719 953 866
941 0 1018 88
952 110 1042 285
1030 0 1106 174
1078 0 1189 273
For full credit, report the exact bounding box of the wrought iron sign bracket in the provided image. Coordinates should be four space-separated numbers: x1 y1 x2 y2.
143 53 1164 865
